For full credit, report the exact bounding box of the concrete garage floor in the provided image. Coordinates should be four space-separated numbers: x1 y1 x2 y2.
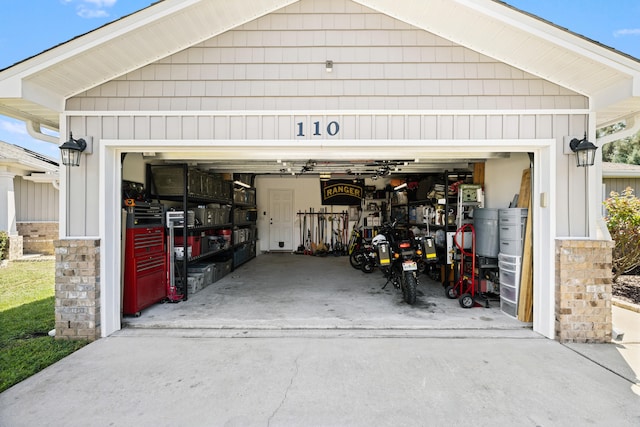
124 253 531 333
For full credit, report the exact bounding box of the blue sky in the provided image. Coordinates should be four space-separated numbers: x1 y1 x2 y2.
1 0 639 159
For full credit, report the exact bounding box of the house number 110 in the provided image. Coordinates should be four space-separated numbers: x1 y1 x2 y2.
296 121 340 137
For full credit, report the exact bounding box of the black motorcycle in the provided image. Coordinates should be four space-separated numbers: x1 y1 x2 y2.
364 221 421 305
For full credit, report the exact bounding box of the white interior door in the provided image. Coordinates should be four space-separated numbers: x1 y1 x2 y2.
268 189 293 251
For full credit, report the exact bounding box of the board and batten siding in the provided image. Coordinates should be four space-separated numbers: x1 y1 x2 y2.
14 176 58 222
603 177 640 197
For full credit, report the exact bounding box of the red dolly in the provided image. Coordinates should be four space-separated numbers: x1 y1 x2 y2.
445 223 482 308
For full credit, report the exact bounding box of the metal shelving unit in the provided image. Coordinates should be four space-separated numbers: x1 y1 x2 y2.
147 163 233 300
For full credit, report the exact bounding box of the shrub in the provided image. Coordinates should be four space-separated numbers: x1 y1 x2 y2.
0 231 8 261
603 187 640 281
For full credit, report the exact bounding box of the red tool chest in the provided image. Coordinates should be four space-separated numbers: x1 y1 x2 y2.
123 203 167 316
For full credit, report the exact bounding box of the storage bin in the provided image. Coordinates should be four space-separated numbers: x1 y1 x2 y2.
500 298 518 319
245 188 256 205
234 188 246 203
201 173 213 197
176 272 205 295
500 284 517 303
152 166 206 197
151 166 186 196
500 270 516 286
498 253 520 264
193 207 212 226
212 259 232 282
245 209 258 221
169 210 195 227
187 273 204 294
188 263 214 286
221 181 232 201
499 238 524 256
498 208 528 225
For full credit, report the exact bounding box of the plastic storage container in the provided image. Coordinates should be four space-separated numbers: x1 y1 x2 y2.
498 252 521 316
188 263 214 286
498 208 527 256
473 208 499 258
500 298 518 319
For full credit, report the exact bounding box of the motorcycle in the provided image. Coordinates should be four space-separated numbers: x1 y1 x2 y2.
364 220 422 305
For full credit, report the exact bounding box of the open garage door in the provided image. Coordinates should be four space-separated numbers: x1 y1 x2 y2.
101 139 554 338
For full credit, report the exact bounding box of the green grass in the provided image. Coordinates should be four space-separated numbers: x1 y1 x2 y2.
0 260 88 393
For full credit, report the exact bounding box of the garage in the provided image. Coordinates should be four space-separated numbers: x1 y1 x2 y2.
2 0 638 342
118 148 533 331
109 134 546 335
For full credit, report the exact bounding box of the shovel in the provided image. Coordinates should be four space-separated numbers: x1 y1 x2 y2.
296 212 305 253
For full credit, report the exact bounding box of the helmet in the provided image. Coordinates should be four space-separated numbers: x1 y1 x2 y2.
372 234 387 246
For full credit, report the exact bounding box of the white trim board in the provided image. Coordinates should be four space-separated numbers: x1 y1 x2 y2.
99 138 555 339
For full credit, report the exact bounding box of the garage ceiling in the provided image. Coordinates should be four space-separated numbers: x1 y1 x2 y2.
151 153 509 177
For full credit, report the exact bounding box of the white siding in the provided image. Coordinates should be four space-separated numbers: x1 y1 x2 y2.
14 176 59 222
68 0 586 113
66 112 585 142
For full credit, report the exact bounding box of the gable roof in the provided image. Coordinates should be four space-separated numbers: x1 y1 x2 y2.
1 0 639 131
0 140 59 175
602 161 640 178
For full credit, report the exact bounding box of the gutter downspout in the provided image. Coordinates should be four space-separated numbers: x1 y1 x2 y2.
26 120 58 144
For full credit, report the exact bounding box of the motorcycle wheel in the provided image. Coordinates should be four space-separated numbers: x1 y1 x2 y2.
349 251 364 269
402 271 417 305
361 260 375 274
459 293 474 308
416 259 427 274
445 285 458 299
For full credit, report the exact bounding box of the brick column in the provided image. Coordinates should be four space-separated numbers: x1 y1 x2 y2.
8 234 23 260
555 239 615 343
54 239 100 341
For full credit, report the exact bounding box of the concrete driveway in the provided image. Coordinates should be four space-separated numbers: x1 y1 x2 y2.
2 254 639 426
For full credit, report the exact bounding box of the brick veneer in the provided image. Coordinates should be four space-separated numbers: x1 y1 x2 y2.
555 239 615 343
54 239 100 341
17 222 58 255
7 235 23 260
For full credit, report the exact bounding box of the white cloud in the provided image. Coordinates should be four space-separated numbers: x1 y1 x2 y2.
63 0 119 19
614 28 640 37
0 119 28 136
77 6 110 18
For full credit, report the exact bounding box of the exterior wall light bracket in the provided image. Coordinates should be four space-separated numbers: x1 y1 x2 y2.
59 132 92 167
564 134 598 167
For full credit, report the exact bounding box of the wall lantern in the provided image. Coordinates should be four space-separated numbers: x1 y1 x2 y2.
569 133 598 167
59 132 92 167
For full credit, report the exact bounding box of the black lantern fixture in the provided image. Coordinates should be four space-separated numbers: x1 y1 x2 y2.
59 132 87 167
569 133 598 167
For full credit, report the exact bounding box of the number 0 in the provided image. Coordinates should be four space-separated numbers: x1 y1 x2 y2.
327 121 339 136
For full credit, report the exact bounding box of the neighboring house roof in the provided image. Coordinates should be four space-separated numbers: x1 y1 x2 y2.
602 161 640 178
0 0 639 131
0 140 59 179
